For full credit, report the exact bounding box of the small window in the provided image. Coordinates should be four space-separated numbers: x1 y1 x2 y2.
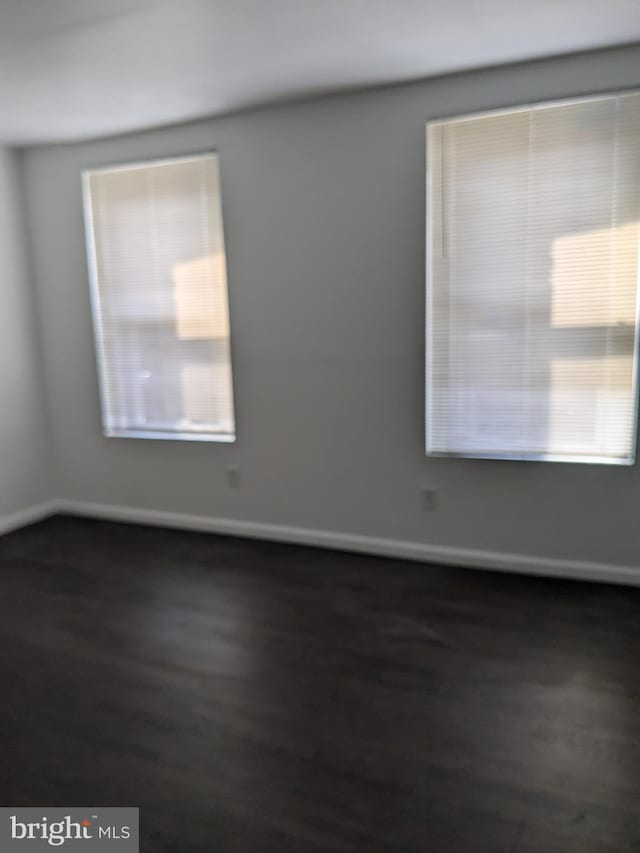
426 92 640 464
83 153 235 442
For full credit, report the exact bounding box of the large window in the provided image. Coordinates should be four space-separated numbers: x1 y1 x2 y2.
426 92 640 464
83 153 235 442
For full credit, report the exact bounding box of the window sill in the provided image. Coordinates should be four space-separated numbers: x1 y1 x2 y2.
104 429 236 443
425 449 634 465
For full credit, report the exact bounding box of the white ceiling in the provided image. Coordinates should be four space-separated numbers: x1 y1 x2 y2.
1 0 638 145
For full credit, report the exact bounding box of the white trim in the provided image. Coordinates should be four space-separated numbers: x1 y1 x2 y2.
82 152 237 444
425 88 640 466
0 500 59 537
82 151 219 178
104 429 236 443
426 86 640 128
57 499 640 587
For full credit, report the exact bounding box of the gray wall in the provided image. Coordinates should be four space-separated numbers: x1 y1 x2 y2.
0 147 52 517
23 45 640 567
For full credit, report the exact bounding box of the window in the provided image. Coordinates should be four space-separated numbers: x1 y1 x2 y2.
83 153 235 442
426 92 640 464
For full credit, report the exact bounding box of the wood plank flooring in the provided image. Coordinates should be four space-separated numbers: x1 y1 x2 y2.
1 515 639 852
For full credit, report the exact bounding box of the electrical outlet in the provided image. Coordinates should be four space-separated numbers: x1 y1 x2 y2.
227 465 240 488
422 486 438 511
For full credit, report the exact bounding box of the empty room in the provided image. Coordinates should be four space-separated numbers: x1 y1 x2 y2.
1 1 639 850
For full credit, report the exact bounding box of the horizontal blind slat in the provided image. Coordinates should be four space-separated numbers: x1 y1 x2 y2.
84 154 236 440
427 92 640 462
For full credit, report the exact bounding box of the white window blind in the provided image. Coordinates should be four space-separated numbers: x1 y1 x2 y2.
83 153 235 442
426 92 640 464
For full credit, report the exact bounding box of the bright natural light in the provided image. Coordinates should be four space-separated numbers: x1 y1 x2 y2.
426 92 640 464
83 154 236 442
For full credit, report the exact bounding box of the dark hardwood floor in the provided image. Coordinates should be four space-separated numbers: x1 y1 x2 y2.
1 515 639 851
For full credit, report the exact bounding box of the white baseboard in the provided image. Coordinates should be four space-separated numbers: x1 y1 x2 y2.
56 498 640 587
0 499 59 537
